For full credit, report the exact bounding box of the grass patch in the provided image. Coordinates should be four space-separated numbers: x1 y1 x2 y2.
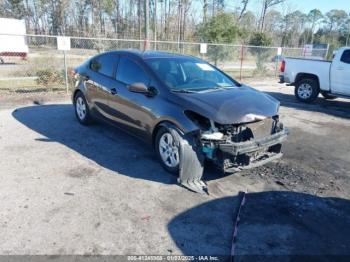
0 78 67 93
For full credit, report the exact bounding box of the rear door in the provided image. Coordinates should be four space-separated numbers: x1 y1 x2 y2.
331 49 350 95
85 53 119 118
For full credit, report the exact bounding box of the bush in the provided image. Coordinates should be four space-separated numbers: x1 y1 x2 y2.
197 12 241 65
36 68 64 88
249 32 273 73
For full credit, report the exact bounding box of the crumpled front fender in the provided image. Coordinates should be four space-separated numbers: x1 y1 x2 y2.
165 127 207 194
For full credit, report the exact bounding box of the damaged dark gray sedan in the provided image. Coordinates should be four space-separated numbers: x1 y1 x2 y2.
72 50 288 193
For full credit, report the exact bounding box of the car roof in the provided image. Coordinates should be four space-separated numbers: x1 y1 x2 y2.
100 49 199 60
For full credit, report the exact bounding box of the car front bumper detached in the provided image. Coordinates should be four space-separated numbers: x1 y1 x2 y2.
177 118 288 194
200 115 289 173
218 129 288 171
174 130 208 194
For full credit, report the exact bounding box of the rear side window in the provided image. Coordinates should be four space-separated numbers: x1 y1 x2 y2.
117 57 150 85
90 54 118 78
340 50 350 64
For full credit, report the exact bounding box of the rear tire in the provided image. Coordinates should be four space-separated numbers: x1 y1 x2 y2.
74 92 93 125
155 127 182 175
0 57 4 64
295 78 319 103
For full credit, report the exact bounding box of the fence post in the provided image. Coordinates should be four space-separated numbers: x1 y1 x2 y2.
325 44 330 60
239 44 244 81
63 50 68 94
275 47 282 77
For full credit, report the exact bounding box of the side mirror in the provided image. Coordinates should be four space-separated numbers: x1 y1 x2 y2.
128 82 157 96
128 82 148 93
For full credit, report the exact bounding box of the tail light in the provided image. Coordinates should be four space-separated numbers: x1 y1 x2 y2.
68 68 77 79
280 60 285 73
68 68 82 87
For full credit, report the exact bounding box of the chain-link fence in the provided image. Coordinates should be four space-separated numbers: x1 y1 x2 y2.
0 33 329 94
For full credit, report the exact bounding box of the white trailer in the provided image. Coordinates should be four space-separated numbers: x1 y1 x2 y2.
0 18 29 63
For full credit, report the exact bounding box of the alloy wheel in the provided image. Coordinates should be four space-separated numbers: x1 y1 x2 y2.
76 96 87 120
297 83 313 99
158 132 180 168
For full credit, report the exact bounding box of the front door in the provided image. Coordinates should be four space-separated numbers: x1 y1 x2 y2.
331 49 350 95
107 56 155 140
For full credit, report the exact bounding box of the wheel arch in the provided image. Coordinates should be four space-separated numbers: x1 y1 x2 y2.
72 84 90 105
72 89 82 103
152 121 182 147
295 73 320 89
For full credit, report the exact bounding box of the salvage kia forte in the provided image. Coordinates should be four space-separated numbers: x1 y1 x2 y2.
72 50 288 193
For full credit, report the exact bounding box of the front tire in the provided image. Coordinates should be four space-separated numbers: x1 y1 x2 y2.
295 78 319 103
74 92 93 125
155 127 182 175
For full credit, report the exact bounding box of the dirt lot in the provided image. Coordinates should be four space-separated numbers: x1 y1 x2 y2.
0 79 350 259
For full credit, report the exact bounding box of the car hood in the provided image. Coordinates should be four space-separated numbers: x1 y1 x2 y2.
174 85 280 124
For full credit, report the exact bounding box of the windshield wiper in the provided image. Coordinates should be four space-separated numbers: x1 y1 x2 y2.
214 86 235 89
196 86 232 93
171 89 197 93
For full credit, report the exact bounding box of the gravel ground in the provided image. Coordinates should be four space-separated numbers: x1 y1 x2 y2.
0 79 350 258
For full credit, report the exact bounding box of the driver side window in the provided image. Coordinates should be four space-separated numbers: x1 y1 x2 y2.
340 50 350 64
116 57 150 85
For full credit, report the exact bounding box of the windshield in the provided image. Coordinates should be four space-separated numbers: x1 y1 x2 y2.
145 58 238 92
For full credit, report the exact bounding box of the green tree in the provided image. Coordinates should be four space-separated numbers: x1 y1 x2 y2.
280 11 307 47
324 9 348 44
1 0 26 19
249 32 272 73
308 9 323 44
197 12 240 65
259 0 286 32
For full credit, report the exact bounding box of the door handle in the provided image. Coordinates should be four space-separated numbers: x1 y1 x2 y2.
110 88 118 95
337 67 344 70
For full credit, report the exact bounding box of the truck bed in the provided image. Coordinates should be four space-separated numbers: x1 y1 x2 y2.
282 57 331 91
284 57 331 62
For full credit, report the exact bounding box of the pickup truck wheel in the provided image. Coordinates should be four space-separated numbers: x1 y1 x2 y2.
295 79 319 103
321 92 337 100
0 57 4 64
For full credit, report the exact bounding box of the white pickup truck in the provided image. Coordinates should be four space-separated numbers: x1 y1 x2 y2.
280 47 350 103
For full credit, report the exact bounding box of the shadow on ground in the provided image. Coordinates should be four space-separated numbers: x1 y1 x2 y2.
12 104 178 184
265 91 350 119
12 103 228 185
168 191 350 260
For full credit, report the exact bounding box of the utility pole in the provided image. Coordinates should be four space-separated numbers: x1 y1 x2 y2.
203 0 208 23
144 0 150 50
154 0 157 50
347 13 350 46
138 0 142 49
260 0 266 32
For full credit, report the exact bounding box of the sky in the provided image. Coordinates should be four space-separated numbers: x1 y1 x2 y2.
290 0 350 14
227 0 350 15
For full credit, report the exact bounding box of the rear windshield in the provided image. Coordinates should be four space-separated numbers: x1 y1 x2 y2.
145 58 238 92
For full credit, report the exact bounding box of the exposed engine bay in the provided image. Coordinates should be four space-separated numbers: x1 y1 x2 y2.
202 117 287 172
185 111 288 173
177 112 288 193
